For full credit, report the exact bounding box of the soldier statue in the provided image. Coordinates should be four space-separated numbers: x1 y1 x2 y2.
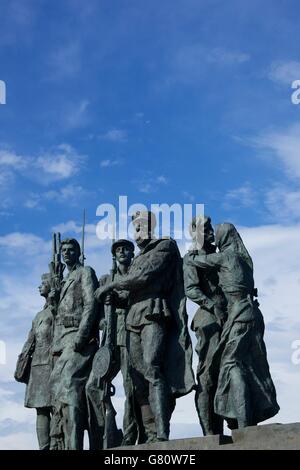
50 238 99 450
183 215 227 436
15 273 54 450
86 239 142 448
95 211 195 442
185 223 280 429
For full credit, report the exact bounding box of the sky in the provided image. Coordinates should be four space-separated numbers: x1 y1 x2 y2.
0 0 300 449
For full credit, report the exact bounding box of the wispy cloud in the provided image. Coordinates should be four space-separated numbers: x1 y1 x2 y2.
252 123 300 180
223 182 257 210
167 44 250 84
0 232 49 256
268 60 300 85
99 129 127 142
48 42 81 80
182 191 195 202
36 144 85 182
0 149 27 170
100 158 123 168
24 184 92 210
44 184 92 204
136 174 168 193
265 185 300 223
0 144 86 185
62 100 90 130
0 170 14 193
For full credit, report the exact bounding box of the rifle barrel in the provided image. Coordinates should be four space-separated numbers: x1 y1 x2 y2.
52 233 56 263
57 232 61 258
81 209 86 266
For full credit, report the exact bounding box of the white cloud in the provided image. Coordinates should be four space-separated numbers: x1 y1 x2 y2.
36 144 85 182
268 60 300 85
0 232 49 256
62 100 90 130
252 123 300 179
0 432 37 450
100 158 122 168
0 144 86 187
223 182 256 210
182 191 195 202
0 149 27 169
156 175 168 184
265 186 300 222
0 170 14 193
99 129 127 142
48 42 81 80
136 174 169 193
61 99 90 130
44 184 90 203
168 44 249 84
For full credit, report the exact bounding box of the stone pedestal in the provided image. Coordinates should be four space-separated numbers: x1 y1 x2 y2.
116 422 300 450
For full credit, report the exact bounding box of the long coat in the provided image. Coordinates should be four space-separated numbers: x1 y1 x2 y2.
187 249 280 424
50 263 99 407
118 238 195 398
21 305 54 408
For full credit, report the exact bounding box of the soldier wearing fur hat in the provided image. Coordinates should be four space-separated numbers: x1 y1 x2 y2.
95 211 195 442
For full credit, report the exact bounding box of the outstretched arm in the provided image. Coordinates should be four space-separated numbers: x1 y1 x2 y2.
187 252 223 270
96 240 177 298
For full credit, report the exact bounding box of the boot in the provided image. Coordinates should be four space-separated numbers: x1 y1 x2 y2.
150 384 170 441
140 404 157 443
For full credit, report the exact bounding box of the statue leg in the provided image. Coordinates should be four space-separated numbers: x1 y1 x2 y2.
195 376 223 435
229 366 252 428
36 407 51 450
128 330 157 443
141 322 171 441
62 404 85 450
85 370 105 450
120 345 139 445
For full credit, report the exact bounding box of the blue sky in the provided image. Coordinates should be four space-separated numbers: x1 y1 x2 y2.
1 0 300 449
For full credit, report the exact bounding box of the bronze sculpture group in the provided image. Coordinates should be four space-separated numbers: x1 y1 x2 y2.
15 211 279 450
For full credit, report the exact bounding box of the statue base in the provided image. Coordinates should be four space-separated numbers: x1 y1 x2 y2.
116 422 300 450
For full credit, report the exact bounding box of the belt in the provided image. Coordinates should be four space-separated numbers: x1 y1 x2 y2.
56 316 81 328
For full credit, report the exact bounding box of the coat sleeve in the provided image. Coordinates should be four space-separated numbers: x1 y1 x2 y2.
20 321 36 356
183 254 215 311
188 252 224 270
115 240 177 292
75 266 99 348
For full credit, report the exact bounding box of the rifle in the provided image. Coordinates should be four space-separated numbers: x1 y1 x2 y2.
80 209 86 266
49 232 65 302
91 230 123 449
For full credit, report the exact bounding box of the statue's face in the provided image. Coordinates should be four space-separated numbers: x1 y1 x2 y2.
204 220 215 244
62 243 78 266
115 245 133 266
191 217 214 246
39 280 50 298
133 220 152 248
